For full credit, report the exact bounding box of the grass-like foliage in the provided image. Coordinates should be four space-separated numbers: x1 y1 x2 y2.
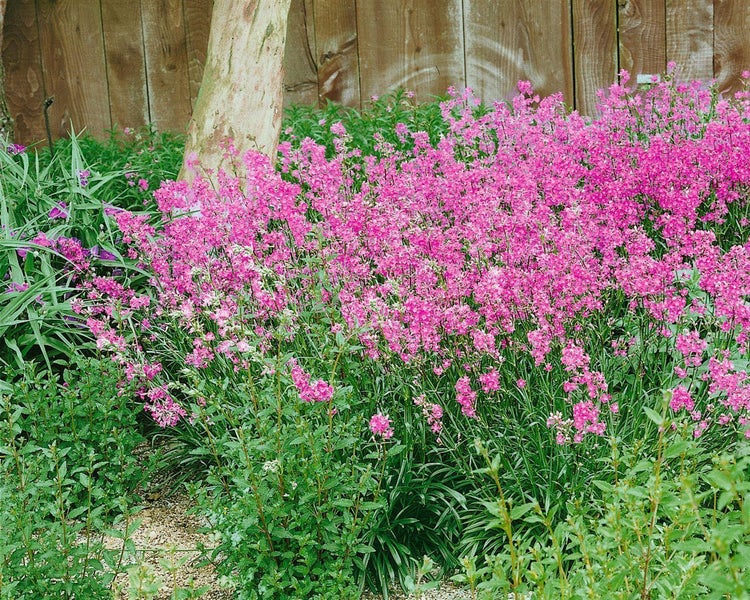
4 69 750 598
0 128 181 385
281 90 452 158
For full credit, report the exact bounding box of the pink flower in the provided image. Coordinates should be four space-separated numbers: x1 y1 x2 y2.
455 376 477 418
479 369 500 393
369 413 393 439
561 343 590 372
414 394 444 435
289 359 334 403
571 401 604 440
330 122 347 136
669 385 695 412
145 389 187 427
31 232 53 248
517 80 533 95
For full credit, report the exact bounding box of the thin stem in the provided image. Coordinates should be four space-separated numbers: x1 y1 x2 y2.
640 421 666 599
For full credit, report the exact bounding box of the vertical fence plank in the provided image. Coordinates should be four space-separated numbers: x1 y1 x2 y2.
356 0 465 104
36 0 111 139
314 0 360 106
618 0 666 79
715 0 750 95
3 0 45 144
0 0 12 138
666 0 713 82
142 0 192 133
101 0 149 130
571 0 618 115
284 0 318 107
183 0 213 110
464 0 573 106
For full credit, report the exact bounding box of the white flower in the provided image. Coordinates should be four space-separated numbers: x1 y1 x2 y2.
262 459 280 474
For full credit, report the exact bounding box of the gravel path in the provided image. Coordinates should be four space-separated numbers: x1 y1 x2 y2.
102 492 473 600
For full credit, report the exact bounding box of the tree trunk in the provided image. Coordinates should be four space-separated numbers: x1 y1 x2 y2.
0 0 13 141
179 0 292 182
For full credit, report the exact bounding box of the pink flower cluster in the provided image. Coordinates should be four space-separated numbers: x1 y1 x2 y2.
414 394 444 436
289 359 334 403
80 71 750 441
455 376 477 418
143 385 187 427
369 413 394 439
15 232 90 272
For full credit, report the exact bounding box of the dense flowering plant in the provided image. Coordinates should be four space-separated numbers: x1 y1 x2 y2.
81 68 750 446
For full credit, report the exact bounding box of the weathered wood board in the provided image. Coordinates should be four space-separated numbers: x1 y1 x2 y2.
571 0 618 115
184 0 214 109
36 0 111 138
284 0 319 107
101 0 149 131
619 0 667 79
715 0 750 95
464 0 574 106
314 0 360 107
3 0 45 144
356 0 465 103
666 0 713 83
141 0 192 133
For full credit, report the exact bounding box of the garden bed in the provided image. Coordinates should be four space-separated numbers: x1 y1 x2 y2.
4 73 750 598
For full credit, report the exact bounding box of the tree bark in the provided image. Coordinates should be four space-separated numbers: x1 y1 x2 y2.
179 0 292 182
0 0 13 141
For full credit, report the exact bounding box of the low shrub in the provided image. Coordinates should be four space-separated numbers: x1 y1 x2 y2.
189 367 390 599
0 356 153 598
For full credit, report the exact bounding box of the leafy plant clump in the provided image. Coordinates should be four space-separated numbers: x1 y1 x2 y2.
460 406 750 599
0 357 153 598
0 128 182 384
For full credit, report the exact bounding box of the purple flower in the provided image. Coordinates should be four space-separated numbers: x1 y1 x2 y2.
7 143 25 155
103 203 123 216
90 245 118 261
77 169 90 187
5 281 29 293
48 202 69 220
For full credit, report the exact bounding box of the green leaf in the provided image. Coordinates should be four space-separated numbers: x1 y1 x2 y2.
510 502 535 521
643 406 664 426
673 538 711 553
67 505 89 520
707 470 734 492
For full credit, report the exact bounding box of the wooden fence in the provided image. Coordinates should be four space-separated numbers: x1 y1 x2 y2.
4 0 750 146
